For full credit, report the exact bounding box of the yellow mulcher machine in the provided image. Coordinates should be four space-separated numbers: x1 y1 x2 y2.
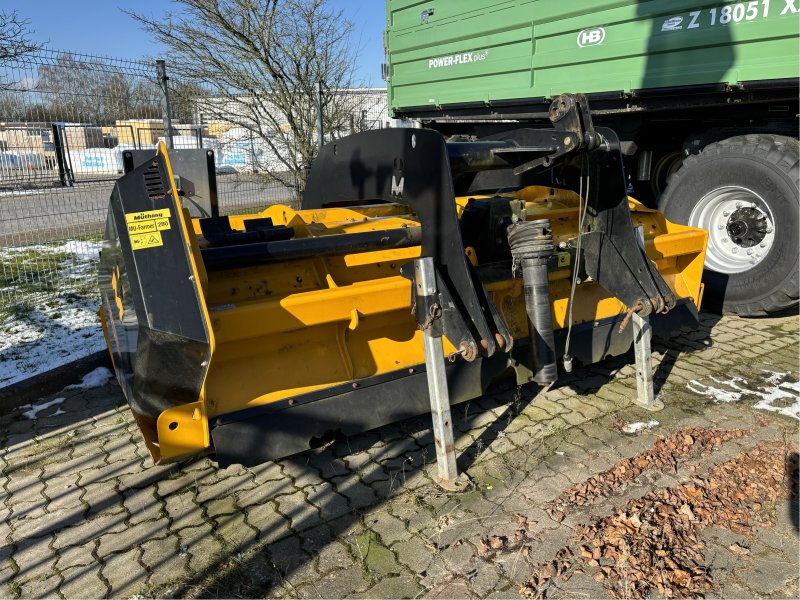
99 95 707 473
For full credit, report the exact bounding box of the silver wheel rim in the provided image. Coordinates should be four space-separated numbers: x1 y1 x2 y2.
689 186 775 274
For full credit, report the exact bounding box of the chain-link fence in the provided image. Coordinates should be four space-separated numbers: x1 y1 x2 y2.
0 48 388 315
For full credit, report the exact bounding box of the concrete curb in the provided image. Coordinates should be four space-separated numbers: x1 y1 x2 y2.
0 351 111 414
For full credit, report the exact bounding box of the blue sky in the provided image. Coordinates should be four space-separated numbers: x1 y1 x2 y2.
13 0 387 84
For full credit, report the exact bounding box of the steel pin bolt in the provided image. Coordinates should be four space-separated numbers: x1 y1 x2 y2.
736 202 742 208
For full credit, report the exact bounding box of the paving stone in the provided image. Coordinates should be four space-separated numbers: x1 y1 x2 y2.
314 540 355 573
354 573 422 599
469 564 504 596
140 537 188 588
97 518 167 557
242 461 284 484
196 470 255 504
102 548 147 597
76 465 125 509
295 522 332 556
178 522 225 575
245 501 292 545
393 536 436 574
267 535 309 576
49 510 124 552
0 562 15 589
42 475 83 512
122 487 164 526
425 580 472 599
18 572 63 598
55 540 96 571
11 506 82 542
733 553 800 596
235 481 288 509
10 537 58 582
335 479 378 510
310 564 371 597
279 460 326 488
6 475 46 506
315 489 352 522
365 511 411 547
210 511 257 553
275 489 321 530
163 490 205 529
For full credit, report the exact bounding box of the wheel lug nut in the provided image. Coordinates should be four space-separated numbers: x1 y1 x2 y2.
723 211 730 217
722 238 728 243
717 224 724 230
736 202 742 208
766 228 773 234
747 250 753 255
732 248 738 254
760 243 766 248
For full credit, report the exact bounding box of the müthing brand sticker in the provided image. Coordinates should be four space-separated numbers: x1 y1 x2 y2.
576 27 606 47
125 208 171 250
662 16 684 31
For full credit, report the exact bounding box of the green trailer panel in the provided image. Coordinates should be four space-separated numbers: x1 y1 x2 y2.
386 0 800 114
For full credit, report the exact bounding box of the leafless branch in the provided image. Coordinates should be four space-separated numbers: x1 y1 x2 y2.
128 0 372 204
0 10 40 63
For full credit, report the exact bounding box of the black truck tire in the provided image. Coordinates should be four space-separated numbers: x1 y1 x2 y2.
659 134 799 316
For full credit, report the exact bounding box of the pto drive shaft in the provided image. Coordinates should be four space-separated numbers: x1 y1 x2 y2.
508 219 558 384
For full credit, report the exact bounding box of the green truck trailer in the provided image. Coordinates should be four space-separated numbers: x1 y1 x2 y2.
385 0 799 315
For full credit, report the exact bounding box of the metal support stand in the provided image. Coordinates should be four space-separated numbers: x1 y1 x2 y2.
631 312 663 411
414 257 469 491
631 225 663 411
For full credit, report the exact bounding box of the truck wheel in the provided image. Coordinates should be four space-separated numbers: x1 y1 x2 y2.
659 134 799 316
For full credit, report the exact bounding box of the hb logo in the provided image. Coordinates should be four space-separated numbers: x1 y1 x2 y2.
577 27 606 48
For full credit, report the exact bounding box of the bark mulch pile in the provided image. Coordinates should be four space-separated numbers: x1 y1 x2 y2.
520 438 796 598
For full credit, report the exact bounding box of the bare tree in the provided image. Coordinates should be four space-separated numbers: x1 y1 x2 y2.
0 10 40 63
0 10 41 93
128 0 372 203
35 53 163 125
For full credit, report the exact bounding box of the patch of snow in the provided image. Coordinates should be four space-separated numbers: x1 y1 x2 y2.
621 420 659 434
763 370 790 386
65 366 112 390
0 298 106 388
47 240 101 261
752 375 800 420
0 239 106 389
687 379 744 403
21 397 64 420
688 372 800 420
51 408 66 416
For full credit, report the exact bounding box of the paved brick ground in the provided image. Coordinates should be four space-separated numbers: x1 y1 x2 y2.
1 312 798 599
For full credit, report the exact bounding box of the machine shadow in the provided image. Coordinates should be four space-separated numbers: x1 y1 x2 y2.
157 308 729 597
557 310 722 400
162 379 533 597
0 380 128 453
